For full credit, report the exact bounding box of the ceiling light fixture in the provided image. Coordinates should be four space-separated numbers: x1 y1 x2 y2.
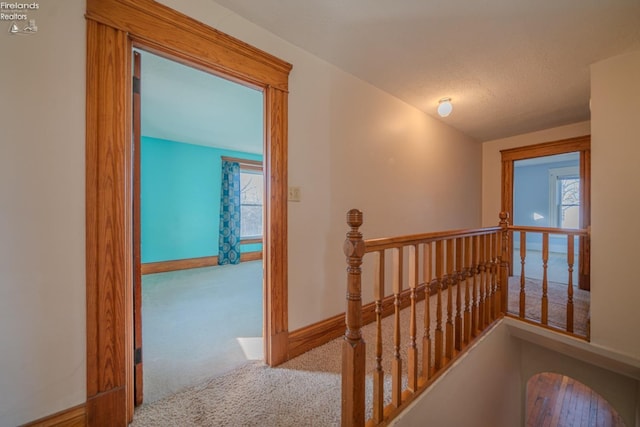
437 97 453 117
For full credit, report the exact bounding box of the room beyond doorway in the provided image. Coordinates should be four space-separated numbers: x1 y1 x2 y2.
142 261 263 403
135 48 266 404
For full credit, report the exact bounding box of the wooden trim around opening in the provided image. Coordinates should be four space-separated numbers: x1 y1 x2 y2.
500 134 590 289
500 135 590 162
141 251 263 274
21 404 86 427
86 0 290 423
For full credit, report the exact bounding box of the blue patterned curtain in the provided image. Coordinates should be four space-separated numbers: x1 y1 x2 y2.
218 160 241 265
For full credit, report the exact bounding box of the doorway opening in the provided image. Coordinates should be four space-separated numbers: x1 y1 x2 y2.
500 135 591 290
85 1 292 422
133 48 266 404
513 152 580 285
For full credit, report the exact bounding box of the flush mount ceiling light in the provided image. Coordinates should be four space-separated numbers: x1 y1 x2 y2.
437 97 453 117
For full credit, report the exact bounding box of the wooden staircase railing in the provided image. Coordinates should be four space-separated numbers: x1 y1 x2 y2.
341 210 510 427
341 210 590 427
506 224 590 336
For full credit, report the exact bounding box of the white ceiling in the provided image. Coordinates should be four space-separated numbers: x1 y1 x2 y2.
139 50 264 154
212 0 640 141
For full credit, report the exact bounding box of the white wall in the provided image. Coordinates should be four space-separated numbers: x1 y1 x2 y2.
481 121 591 226
591 50 640 359
0 0 481 424
480 48 640 362
391 323 522 427
158 0 482 328
0 1 87 425
396 319 639 427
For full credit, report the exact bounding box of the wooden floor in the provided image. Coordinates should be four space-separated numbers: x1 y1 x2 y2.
527 373 625 427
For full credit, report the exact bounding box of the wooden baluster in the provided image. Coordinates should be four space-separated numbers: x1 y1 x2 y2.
455 238 463 351
492 233 499 320
541 233 549 325
478 234 486 329
391 247 403 407
484 234 492 326
463 236 472 344
487 233 495 321
567 235 575 333
342 209 366 427
445 239 454 360
471 235 479 337
434 240 444 370
408 245 419 392
499 212 510 315
519 231 526 318
372 251 384 424
422 242 432 380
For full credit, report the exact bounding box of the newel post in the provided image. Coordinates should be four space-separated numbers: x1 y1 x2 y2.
342 209 366 427
498 212 510 314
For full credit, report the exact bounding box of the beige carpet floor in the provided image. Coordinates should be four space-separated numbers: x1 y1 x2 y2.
132 276 590 426
506 276 590 336
142 261 263 403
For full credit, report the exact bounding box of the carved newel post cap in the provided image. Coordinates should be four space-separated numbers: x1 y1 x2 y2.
344 209 365 259
346 209 363 229
499 211 509 221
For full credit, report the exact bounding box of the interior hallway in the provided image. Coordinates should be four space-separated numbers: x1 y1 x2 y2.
141 260 263 403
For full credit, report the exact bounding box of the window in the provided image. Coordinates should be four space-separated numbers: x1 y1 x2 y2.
221 156 263 240
549 166 580 228
558 177 580 228
240 169 263 239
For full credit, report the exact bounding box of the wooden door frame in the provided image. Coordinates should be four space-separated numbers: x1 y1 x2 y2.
86 0 291 423
500 135 591 290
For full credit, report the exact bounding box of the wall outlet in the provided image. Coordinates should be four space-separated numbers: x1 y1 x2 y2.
288 186 301 202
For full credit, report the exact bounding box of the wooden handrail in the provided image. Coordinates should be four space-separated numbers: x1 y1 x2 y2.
342 211 509 427
508 225 588 236
342 210 590 427
364 227 502 252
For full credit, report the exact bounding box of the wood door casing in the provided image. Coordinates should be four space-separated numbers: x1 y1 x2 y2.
500 135 591 290
132 50 143 407
86 0 292 423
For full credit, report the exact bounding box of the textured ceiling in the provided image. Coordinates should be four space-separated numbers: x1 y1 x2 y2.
213 0 640 141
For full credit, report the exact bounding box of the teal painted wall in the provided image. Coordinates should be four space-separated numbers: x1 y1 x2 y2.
141 136 263 263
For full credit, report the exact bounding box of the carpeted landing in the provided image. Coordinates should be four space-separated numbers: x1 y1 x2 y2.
507 276 590 336
132 361 342 426
132 277 590 426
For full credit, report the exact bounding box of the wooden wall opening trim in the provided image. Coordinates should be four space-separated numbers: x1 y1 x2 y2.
500 134 590 289
86 0 291 422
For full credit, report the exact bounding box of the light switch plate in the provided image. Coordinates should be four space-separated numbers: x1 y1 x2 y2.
288 186 301 202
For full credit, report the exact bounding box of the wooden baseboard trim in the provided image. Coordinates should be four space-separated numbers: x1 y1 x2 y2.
86 387 127 427
241 251 263 262
141 251 263 275
21 404 86 427
288 283 428 359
